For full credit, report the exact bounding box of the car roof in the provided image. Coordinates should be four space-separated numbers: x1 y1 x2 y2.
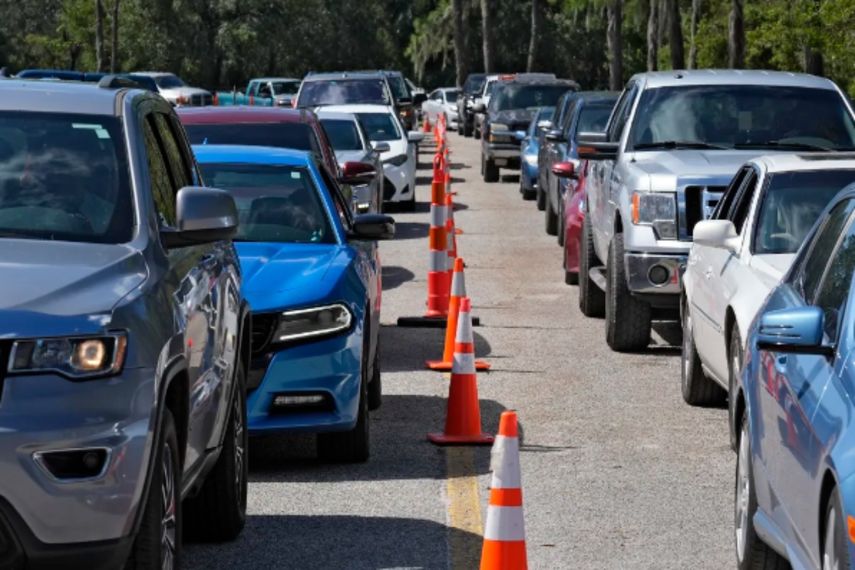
315 104 392 114
500 77 578 88
753 153 855 174
314 110 358 121
0 79 129 115
192 144 312 167
634 69 838 90
177 106 314 125
252 77 300 82
303 71 386 82
134 71 177 78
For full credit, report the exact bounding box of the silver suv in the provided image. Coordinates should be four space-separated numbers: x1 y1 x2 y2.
578 70 855 351
0 76 249 568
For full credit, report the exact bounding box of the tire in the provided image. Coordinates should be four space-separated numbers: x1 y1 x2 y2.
483 156 499 183
126 409 181 570
564 271 578 285
318 340 370 463
557 199 566 246
536 185 546 211
823 489 851 570
728 326 743 450
368 334 382 411
578 215 605 317
184 365 248 542
605 233 651 351
544 197 558 236
520 179 536 201
681 303 727 406
463 119 473 137
735 413 789 570
474 123 481 140
457 120 464 135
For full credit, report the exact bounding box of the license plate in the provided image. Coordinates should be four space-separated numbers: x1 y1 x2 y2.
495 158 507 166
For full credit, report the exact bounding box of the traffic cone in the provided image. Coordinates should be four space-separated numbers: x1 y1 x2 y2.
423 116 431 133
426 259 490 372
428 298 494 446
212 92 219 106
480 411 528 570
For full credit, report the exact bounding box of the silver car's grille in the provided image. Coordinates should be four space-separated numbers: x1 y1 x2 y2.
679 185 726 240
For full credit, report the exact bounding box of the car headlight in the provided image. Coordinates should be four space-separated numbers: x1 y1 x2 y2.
8 334 127 379
631 192 677 239
524 153 538 166
383 154 408 167
274 304 352 343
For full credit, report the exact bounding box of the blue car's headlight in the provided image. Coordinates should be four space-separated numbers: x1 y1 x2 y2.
8 334 127 379
524 153 539 166
274 304 352 342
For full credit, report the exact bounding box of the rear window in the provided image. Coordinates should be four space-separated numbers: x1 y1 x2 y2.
297 79 390 107
183 122 314 151
577 103 615 133
388 75 411 102
490 84 573 112
464 75 486 94
0 111 132 243
445 91 459 103
271 81 300 96
320 119 363 151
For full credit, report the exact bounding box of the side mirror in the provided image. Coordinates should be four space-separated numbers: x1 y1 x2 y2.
577 131 618 161
349 213 395 241
372 141 391 153
537 120 553 130
340 161 377 185
161 186 238 248
757 306 832 355
692 220 740 253
514 130 527 141
408 131 425 143
412 92 427 106
545 128 563 142
551 161 577 179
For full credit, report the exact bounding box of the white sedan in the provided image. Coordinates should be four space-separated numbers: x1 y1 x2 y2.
681 154 855 407
321 104 423 211
421 88 460 129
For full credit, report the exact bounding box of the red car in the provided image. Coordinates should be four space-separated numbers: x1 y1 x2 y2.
558 160 589 285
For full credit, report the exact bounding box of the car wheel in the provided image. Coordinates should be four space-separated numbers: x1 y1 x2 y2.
368 333 382 411
605 233 651 351
557 199 566 246
318 339 370 463
735 412 788 570
520 177 536 200
483 157 499 183
184 364 248 542
536 185 546 211
681 303 726 406
545 199 558 236
474 123 481 140
564 271 578 286
578 215 605 317
823 489 851 570
126 409 181 570
463 119 473 137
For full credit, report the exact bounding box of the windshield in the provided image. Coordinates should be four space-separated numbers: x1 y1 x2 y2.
629 85 855 151
578 102 616 133
754 169 855 254
198 163 333 244
0 112 132 243
357 113 401 142
388 75 411 101
154 74 186 89
445 90 459 103
184 123 314 151
271 81 300 95
320 118 363 151
490 84 572 112
464 75 486 94
298 79 390 107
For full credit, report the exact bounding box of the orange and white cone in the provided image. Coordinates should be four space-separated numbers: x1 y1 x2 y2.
427 297 494 446
426 259 490 372
480 410 528 570
423 116 431 133
424 179 449 318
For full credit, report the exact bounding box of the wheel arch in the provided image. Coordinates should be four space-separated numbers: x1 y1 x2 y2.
819 469 839 555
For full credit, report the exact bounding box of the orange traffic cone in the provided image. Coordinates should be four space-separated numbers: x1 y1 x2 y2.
428 298 494 446
426 259 490 372
423 116 431 133
480 411 528 570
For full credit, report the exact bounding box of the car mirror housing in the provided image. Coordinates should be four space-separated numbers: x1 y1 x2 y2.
161 186 238 248
407 131 425 143
412 92 428 106
756 306 833 356
545 128 563 142
348 214 395 241
340 161 377 185
577 131 618 161
692 220 740 253
372 141 391 153
551 161 577 179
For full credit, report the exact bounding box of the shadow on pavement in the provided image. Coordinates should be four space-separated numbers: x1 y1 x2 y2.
449 162 468 170
499 174 520 184
381 265 416 290
392 222 429 241
185 515 481 570
379 325 492 373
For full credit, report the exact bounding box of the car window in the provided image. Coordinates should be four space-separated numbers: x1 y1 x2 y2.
357 113 401 142
728 170 758 234
714 168 751 220
0 111 133 243
320 119 363 151
166 114 202 186
270 81 300 95
316 163 352 229
489 84 571 113
430 91 441 101
142 117 177 226
183 122 313 150
572 102 616 138
798 199 855 301
558 99 578 131
154 74 185 89
607 82 638 143
445 91 458 103
153 114 192 190
297 79 390 107
258 83 272 98
813 214 855 342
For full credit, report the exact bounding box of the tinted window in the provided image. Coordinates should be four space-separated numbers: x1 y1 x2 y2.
445 91 459 103
298 79 390 107
799 199 855 301
814 217 855 341
730 171 758 234
153 114 192 190
714 168 751 220
154 74 186 89
357 113 401 142
0 112 133 243
271 81 299 95
183 123 313 150
142 118 177 226
576 103 616 134
198 163 333 244
754 170 855 254
321 119 363 151
629 85 855 150
490 84 571 112
607 82 638 142
463 75 486 94
387 75 411 101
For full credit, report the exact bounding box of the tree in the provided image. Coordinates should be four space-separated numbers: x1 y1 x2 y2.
666 0 683 68
452 0 467 85
607 0 623 90
110 0 119 72
646 0 657 71
94 0 105 71
728 0 744 68
688 0 701 68
526 0 543 72
480 0 495 72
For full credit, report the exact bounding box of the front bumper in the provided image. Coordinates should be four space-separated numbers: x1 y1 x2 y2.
247 332 362 435
381 162 414 203
484 141 521 160
624 252 686 295
520 158 538 190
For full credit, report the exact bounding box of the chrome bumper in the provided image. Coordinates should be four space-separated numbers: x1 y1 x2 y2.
624 252 686 295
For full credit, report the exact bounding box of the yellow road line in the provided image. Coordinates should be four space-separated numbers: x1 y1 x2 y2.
445 447 483 570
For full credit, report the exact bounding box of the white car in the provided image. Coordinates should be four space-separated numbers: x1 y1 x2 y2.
322 104 423 211
135 72 212 106
421 88 460 129
681 154 855 407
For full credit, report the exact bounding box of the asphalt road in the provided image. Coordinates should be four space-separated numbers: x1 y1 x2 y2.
185 132 735 569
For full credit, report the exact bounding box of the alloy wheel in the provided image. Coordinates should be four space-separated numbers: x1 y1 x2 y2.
735 421 750 563
161 446 177 570
823 506 839 570
233 395 246 501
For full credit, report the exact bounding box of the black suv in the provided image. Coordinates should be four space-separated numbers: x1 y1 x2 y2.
457 72 487 137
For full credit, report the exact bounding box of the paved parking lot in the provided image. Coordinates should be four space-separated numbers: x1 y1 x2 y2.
186 133 736 569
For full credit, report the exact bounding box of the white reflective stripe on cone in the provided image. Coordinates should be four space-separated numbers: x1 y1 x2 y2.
452 351 475 374
490 435 522 489
429 250 448 271
450 271 466 296
483 506 526 541
455 311 473 342
430 204 447 227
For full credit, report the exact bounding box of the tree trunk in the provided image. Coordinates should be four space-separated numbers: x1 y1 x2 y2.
110 0 120 72
607 0 623 91
667 0 684 69
805 47 824 75
481 0 495 73
95 0 105 72
688 0 701 68
646 0 658 71
728 0 744 68
526 0 543 72
452 0 467 85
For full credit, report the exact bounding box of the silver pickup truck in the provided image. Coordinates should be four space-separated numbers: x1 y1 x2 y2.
578 70 855 351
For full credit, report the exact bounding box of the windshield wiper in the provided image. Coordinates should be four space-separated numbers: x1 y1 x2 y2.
633 140 730 150
733 140 833 152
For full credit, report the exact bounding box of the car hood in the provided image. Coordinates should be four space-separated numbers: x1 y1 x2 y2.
237 242 349 311
626 149 773 190
0 241 147 337
750 253 796 290
335 149 372 164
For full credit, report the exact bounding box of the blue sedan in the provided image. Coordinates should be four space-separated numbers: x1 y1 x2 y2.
736 184 855 569
519 106 554 201
194 145 394 463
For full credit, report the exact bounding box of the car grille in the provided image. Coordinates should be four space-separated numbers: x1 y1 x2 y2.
190 93 213 106
251 313 279 356
681 185 726 240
